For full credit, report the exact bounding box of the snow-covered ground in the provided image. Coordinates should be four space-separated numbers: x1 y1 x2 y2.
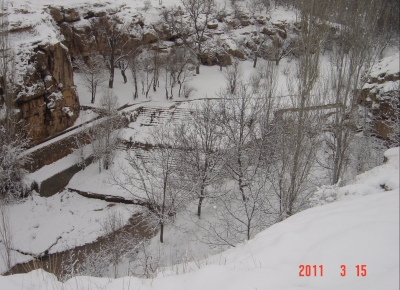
362 52 400 97
74 57 296 110
0 190 141 274
3 0 399 288
0 147 398 290
68 151 136 200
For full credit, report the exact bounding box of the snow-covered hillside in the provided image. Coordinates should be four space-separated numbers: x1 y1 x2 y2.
0 148 398 290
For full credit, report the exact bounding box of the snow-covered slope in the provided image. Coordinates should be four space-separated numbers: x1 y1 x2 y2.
1 149 398 290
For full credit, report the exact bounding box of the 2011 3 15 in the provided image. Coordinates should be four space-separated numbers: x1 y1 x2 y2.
298 265 367 276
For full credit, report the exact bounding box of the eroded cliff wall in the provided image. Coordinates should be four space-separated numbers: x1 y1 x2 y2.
16 43 79 144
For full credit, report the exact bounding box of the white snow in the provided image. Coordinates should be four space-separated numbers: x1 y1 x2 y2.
68 151 137 200
2 0 399 288
0 190 140 273
368 52 400 79
1 147 398 289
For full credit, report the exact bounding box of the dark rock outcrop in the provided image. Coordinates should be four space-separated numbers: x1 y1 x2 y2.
16 42 80 145
360 55 399 140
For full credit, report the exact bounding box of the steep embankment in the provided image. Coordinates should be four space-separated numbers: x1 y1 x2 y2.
0 147 398 290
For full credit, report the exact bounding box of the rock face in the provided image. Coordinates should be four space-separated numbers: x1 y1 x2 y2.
16 43 80 145
60 22 100 58
360 53 400 140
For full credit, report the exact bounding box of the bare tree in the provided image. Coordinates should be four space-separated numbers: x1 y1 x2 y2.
201 171 272 247
0 0 15 131
175 100 225 217
269 36 295 66
160 47 194 99
268 0 330 219
0 2 29 201
180 0 215 74
223 59 242 94
137 49 155 98
91 15 133 88
100 210 132 278
73 54 107 104
245 25 269 68
197 64 278 245
323 0 390 184
111 122 192 243
86 90 123 172
246 0 269 17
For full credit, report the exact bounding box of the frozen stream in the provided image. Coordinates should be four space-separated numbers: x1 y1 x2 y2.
7 213 155 280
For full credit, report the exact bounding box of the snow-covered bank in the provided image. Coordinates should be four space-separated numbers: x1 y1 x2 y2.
0 191 141 273
1 148 398 290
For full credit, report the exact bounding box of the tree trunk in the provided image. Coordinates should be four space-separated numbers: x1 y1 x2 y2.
160 174 167 243
109 73 114 88
160 222 164 243
253 56 258 68
178 82 183 98
247 221 251 240
133 73 138 99
165 70 169 99
109 49 115 88
196 65 200 74
197 196 205 217
91 80 96 103
121 69 127 83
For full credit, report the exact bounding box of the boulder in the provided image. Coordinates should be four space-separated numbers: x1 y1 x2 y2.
262 26 276 36
143 30 158 44
226 18 239 27
272 21 286 31
48 7 64 23
217 51 232 67
207 22 218 29
256 16 266 25
228 48 245 60
60 23 99 58
64 8 81 22
241 19 251 26
276 28 287 39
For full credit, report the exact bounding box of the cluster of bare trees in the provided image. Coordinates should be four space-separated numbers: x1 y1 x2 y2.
74 90 124 173
0 0 30 273
111 0 399 249
90 15 136 89
73 55 107 104
126 45 196 100
111 122 194 243
0 0 29 202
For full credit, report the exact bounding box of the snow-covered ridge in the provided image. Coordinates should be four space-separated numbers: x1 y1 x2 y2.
368 52 400 80
310 146 399 206
1 147 398 290
362 52 400 95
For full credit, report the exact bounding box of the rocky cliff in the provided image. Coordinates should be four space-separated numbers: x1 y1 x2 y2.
8 2 80 145
360 53 399 141
16 43 79 144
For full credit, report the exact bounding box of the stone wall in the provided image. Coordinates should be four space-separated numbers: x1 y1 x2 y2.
35 156 93 197
24 130 87 173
